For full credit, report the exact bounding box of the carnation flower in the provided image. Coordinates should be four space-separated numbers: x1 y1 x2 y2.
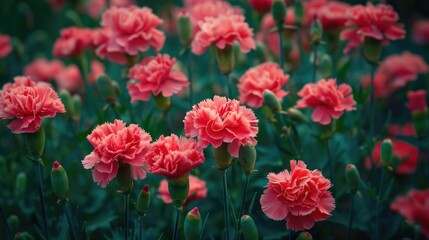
387 123 415 138
88 60 105 84
92 28 128 64
315 1 350 32
85 0 106 19
55 65 83 93
412 20 429 45
260 160 335 231
145 134 204 179
0 76 65 133
191 14 255 55
363 52 428 98
365 139 418 175
406 90 427 113
184 0 219 8
53 27 94 58
184 96 259 157
391 189 429 239
99 6 165 58
157 175 207 204
24 59 64 83
295 79 356 125
248 0 274 13
0 34 12 58
127 54 189 102
340 3 405 54
238 62 289 108
82 120 152 187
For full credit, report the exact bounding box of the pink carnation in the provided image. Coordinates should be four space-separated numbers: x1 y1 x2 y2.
0 34 12 58
387 123 416 138
191 14 255 55
82 120 152 187
109 0 134 7
184 0 219 8
145 134 205 179
315 1 350 32
24 59 64 83
340 3 405 54
391 189 429 239
127 54 189 102
92 28 128 64
88 60 105 84
157 175 207 204
406 90 427 113
85 0 106 19
412 20 429 45
295 79 356 125
184 96 259 157
55 65 83 93
0 76 65 133
365 139 418 175
53 27 94 58
260 160 335 231
99 6 165 58
238 62 289 108
248 0 274 13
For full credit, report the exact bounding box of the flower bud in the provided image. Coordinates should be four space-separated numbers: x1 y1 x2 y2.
8 214 19 234
406 90 428 138
168 174 190 207
345 164 360 193
320 54 332 78
51 161 69 201
263 90 282 113
97 74 116 104
296 231 313 240
213 143 233 169
15 172 27 197
136 184 150 215
294 0 304 27
177 12 193 47
117 163 133 194
363 37 382 65
380 139 393 166
184 207 202 240
72 95 82 122
23 125 45 160
240 215 259 240
59 89 74 119
310 18 323 45
287 108 308 123
216 45 235 75
154 95 171 113
255 42 268 63
271 0 286 29
239 144 257 175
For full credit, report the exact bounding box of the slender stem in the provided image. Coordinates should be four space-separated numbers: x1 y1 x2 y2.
236 175 250 240
63 202 77 240
276 113 301 159
139 216 143 240
225 73 233 99
312 44 318 82
221 169 231 240
0 202 12 240
348 193 356 240
35 161 50 240
187 49 193 108
278 30 285 72
173 208 180 240
375 168 385 240
123 194 130 240
110 104 120 119
326 138 333 180
369 65 376 139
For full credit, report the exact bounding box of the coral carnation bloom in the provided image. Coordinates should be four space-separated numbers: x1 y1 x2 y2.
127 54 189 102
238 62 289 108
85 0 106 19
413 20 429 45
24 59 64 83
0 34 12 58
55 65 83 93
92 28 128 64
295 79 356 125
391 189 429 239
0 76 65 133
316 1 350 32
340 3 405 54
157 175 207 204
145 134 205 179
184 96 259 157
191 14 255 55
100 6 165 57
260 160 335 231
366 139 418 175
406 90 427 113
53 27 94 58
184 0 219 8
82 120 152 187
248 0 274 13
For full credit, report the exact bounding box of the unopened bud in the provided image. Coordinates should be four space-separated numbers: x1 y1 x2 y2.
72 95 82 122
239 144 257 175
263 90 282 113
296 231 313 240
320 54 332 78
136 184 151 215
380 139 393 166
216 45 235 75
59 90 74 119
154 95 171 113
51 161 69 201
8 215 19 234
255 42 268 62
213 143 233 170
184 207 202 240
271 0 286 29
363 37 382 65
117 163 133 194
240 215 259 240
97 74 116 104
287 108 308 123
345 164 360 193
177 13 192 47
168 174 190 207
310 18 323 45
23 125 45 160
15 172 27 197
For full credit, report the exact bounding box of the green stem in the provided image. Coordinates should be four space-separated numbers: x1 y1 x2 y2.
110 104 120 119
63 202 77 240
326 138 333 181
236 175 250 240
276 113 301 159
312 44 318 82
187 49 193 108
173 208 180 240
225 73 233 99
221 169 231 240
375 168 385 240
348 193 356 240
278 30 285 72
369 65 376 139
34 161 50 240
0 202 12 240
139 216 143 240
123 194 130 240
